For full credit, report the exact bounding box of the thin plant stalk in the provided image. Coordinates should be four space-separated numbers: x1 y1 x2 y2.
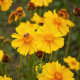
0 63 3 75
30 10 32 21
50 53 52 62
54 51 58 61
77 49 80 80
64 16 75 58
39 7 41 16
5 63 7 76
18 55 22 80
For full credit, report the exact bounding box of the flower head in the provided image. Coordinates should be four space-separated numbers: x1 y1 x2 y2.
58 9 69 19
11 22 37 56
73 7 80 16
0 75 12 80
64 56 80 71
31 13 44 24
15 7 25 21
27 2 35 10
35 24 64 53
30 0 52 7
0 50 4 63
0 0 13 11
44 10 74 36
36 51 45 59
37 61 74 80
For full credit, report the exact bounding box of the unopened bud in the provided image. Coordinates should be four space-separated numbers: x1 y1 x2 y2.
27 2 35 10
3 54 10 63
73 7 80 16
0 36 4 42
4 39 10 43
36 51 45 59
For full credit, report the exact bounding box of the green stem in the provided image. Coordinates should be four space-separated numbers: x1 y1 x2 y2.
77 49 80 80
30 10 32 21
64 16 75 58
18 55 22 80
54 51 58 61
0 63 3 75
50 53 52 62
5 63 7 76
39 7 41 16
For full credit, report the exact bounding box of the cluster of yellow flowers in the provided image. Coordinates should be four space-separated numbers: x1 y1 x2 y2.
0 0 80 80
11 9 74 55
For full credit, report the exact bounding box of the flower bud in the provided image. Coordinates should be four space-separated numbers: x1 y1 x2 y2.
36 51 45 59
0 36 4 42
73 7 80 16
27 2 35 10
58 9 69 19
3 54 10 63
4 39 10 43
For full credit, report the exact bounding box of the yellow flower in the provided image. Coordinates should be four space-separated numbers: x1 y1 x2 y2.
11 22 37 56
35 24 64 53
44 10 74 36
31 13 44 24
0 75 12 80
0 0 13 11
15 7 25 21
0 50 4 63
8 11 16 24
30 0 52 7
37 61 74 80
64 56 80 71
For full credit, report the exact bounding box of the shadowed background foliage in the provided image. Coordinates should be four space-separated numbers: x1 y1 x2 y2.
0 0 80 80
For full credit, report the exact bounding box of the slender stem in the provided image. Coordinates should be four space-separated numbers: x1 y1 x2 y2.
64 27 71 57
18 55 22 80
5 63 7 76
54 51 58 61
77 49 80 80
39 7 41 16
41 52 44 61
64 16 75 58
0 63 3 75
30 10 32 21
50 53 52 62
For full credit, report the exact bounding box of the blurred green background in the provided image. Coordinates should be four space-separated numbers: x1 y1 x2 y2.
0 0 80 80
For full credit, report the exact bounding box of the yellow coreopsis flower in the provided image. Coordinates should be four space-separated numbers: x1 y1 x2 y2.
44 10 74 36
30 0 52 7
37 61 74 80
31 13 44 24
35 24 64 53
11 22 37 56
0 0 13 11
0 50 4 63
0 75 12 80
64 56 80 71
